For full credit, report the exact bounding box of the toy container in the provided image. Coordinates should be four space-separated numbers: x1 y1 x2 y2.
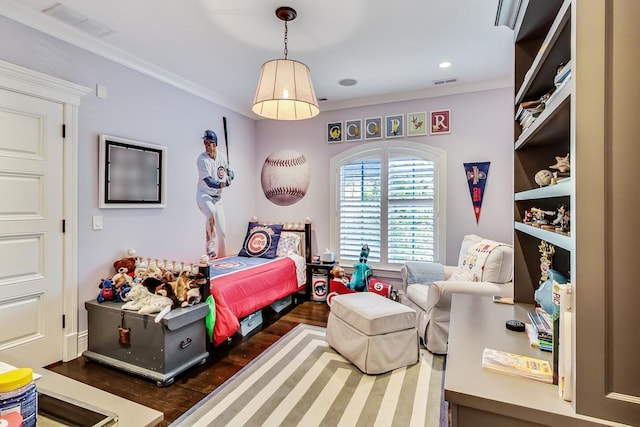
0 367 37 427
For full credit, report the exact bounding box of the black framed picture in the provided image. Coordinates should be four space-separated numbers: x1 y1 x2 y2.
99 134 167 208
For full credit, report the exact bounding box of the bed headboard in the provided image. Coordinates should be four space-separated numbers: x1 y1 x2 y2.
253 218 312 263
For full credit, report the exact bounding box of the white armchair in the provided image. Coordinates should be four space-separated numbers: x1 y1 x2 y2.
400 234 513 354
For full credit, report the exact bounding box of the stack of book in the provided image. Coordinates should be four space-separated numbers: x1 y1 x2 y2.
527 311 553 352
545 60 572 108
515 99 545 131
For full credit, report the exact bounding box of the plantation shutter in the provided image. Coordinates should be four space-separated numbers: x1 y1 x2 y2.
387 155 436 263
337 149 437 265
339 158 381 262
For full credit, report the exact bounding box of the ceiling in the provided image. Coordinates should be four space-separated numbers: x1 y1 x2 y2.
4 0 514 118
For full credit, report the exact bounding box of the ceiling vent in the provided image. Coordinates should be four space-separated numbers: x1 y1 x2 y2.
433 78 458 86
43 3 113 38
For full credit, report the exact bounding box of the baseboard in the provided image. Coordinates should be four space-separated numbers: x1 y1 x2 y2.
77 330 88 357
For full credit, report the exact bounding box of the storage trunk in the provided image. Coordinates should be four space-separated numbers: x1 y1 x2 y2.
83 300 209 386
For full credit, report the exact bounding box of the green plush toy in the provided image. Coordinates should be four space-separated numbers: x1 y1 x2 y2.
348 244 372 292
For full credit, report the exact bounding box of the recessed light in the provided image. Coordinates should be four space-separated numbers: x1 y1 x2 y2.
339 78 357 87
439 61 452 68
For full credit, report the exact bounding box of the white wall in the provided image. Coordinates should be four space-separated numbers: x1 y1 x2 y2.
255 88 514 265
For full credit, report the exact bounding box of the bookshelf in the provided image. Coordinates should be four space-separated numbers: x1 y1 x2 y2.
510 0 640 424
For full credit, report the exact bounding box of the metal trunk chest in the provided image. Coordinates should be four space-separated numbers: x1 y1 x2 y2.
83 300 209 386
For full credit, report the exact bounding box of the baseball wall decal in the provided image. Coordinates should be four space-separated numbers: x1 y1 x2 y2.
261 149 310 206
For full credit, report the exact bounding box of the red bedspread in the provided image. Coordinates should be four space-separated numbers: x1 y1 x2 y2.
209 256 300 346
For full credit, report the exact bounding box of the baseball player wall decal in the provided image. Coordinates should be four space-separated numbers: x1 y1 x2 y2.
196 129 234 259
261 148 310 206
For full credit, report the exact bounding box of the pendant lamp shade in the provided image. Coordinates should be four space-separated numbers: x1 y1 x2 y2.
252 59 319 120
251 7 320 120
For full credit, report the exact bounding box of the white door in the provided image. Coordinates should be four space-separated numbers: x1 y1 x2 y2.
0 87 65 367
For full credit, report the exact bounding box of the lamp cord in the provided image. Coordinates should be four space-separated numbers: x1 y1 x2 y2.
283 20 289 59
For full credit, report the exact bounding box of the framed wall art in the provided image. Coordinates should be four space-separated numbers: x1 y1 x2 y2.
327 121 343 143
98 134 167 208
385 115 404 138
407 112 427 136
430 109 451 135
364 117 382 140
345 119 363 142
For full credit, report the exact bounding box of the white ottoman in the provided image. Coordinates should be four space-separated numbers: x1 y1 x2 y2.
326 292 419 374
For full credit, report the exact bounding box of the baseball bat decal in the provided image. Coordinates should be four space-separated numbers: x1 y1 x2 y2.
222 116 230 164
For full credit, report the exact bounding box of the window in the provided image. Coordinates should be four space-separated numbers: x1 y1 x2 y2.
330 141 446 268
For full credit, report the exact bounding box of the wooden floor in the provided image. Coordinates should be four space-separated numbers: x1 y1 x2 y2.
47 301 331 426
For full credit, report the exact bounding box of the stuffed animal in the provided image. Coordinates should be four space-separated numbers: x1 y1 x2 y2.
113 257 136 278
174 271 191 303
155 282 180 308
330 265 349 285
122 284 173 323
181 277 202 307
349 244 372 292
141 277 163 294
97 278 116 303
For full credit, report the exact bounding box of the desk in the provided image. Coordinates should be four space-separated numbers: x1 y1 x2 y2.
445 294 627 427
0 353 163 427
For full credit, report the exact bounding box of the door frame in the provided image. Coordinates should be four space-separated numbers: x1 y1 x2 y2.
0 59 91 362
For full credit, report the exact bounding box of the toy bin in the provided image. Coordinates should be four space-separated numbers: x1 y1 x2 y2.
83 300 209 386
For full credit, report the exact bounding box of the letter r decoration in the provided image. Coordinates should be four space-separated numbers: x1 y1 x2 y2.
430 110 451 135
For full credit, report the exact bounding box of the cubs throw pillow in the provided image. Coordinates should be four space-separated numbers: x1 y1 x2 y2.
238 222 284 259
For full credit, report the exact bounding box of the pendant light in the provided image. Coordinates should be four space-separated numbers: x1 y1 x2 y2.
252 6 320 120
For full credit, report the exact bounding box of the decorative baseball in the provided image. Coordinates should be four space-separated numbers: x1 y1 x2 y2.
534 169 553 187
261 148 310 206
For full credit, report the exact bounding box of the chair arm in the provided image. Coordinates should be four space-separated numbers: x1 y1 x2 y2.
427 280 513 309
400 263 455 292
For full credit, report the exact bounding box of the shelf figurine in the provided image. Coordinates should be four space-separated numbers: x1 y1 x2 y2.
552 203 570 234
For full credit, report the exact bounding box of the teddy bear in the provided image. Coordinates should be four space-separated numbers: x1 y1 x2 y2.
113 257 136 279
174 271 191 303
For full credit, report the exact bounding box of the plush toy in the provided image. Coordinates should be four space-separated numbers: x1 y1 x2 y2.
349 244 372 292
155 282 180 308
141 277 163 294
113 257 136 279
330 265 349 285
97 278 116 303
181 276 202 307
122 284 173 323
174 271 191 303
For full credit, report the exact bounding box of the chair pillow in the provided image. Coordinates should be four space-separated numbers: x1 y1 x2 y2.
457 235 513 283
238 222 283 259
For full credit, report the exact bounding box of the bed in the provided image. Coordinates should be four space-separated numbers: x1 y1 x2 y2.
206 220 311 346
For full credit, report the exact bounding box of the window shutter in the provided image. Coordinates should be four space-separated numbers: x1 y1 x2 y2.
339 159 381 262
387 155 436 263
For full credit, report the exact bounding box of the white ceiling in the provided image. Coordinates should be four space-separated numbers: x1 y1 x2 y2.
4 0 514 118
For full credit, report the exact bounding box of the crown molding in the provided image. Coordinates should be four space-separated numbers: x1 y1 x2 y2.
0 0 251 117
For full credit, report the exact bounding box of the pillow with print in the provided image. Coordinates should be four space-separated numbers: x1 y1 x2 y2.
276 231 302 257
238 222 284 259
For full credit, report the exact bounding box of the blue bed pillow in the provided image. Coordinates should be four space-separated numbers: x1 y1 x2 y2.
238 222 284 259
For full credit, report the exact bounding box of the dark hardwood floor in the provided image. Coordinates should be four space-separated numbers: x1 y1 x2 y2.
47 301 330 426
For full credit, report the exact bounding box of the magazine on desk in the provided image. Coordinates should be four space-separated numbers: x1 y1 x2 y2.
482 348 553 383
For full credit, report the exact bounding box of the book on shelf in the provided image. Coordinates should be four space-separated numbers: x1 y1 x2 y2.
553 282 573 399
558 310 573 401
481 348 553 383
554 60 572 86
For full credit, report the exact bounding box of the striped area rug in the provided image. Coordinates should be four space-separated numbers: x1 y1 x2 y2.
172 324 445 427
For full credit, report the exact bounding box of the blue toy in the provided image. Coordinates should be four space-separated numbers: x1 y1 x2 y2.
97 278 116 303
534 269 568 314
